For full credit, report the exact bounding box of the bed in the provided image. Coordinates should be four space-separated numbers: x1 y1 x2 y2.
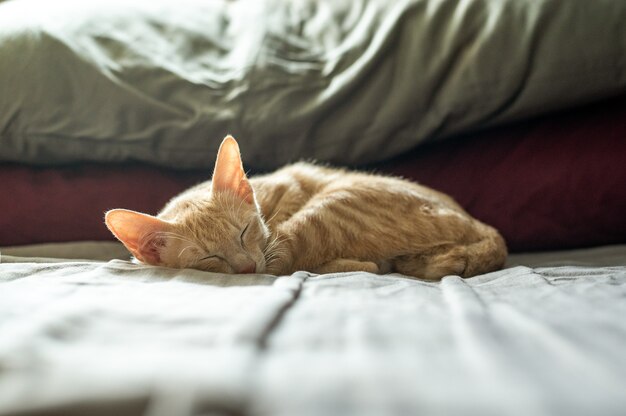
1 244 626 415
1 0 626 415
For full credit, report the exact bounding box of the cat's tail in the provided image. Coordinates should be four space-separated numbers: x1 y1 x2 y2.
462 224 508 277
393 224 507 280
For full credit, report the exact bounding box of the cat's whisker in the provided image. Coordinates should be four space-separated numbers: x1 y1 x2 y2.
264 237 286 253
177 245 196 259
265 208 282 226
154 232 196 246
232 195 247 223
262 239 278 256
153 231 201 252
263 234 290 265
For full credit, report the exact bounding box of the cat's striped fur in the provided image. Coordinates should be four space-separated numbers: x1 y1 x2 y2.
106 136 507 280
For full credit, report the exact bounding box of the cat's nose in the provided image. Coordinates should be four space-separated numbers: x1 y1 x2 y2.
237 262 256 274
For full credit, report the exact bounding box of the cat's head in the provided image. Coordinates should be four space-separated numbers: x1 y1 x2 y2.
105 135 270 274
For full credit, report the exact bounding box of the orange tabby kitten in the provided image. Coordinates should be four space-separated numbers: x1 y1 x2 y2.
105 135 507 280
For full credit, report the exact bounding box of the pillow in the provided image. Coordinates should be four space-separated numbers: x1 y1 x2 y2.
1 96 625 251
0 0 625 169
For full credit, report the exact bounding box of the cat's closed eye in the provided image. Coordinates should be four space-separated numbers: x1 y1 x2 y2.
196 254 227 272
200 255 223 261
240 223 250 247
240 219 264 248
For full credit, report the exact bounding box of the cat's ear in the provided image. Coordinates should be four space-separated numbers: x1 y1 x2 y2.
212 135 255 204
105 209 171 265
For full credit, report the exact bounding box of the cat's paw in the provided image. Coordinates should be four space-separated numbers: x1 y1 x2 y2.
313 259 380 274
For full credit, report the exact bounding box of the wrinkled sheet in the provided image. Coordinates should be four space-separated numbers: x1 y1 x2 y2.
0 247 625 416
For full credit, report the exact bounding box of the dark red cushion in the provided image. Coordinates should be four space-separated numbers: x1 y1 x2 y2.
1 165 206 246
1 96 625 251
379 96 626 251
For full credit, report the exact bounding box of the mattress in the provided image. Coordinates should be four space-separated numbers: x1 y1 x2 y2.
1 244 625 416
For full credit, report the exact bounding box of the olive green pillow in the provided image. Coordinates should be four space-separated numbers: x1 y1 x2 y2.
1 0 624 169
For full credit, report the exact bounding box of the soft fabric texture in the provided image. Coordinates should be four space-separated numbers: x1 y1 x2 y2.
2 97 625 251
1 246 626 415
1 0 625 169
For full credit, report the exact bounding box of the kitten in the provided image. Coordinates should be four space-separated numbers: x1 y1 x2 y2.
105 135 507 280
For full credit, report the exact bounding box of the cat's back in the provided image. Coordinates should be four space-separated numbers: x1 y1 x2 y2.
251 161 467 225
252 162 343 186
251 161 398 204
250 162 339 220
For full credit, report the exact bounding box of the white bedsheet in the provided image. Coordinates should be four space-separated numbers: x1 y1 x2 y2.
1 246 625 415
